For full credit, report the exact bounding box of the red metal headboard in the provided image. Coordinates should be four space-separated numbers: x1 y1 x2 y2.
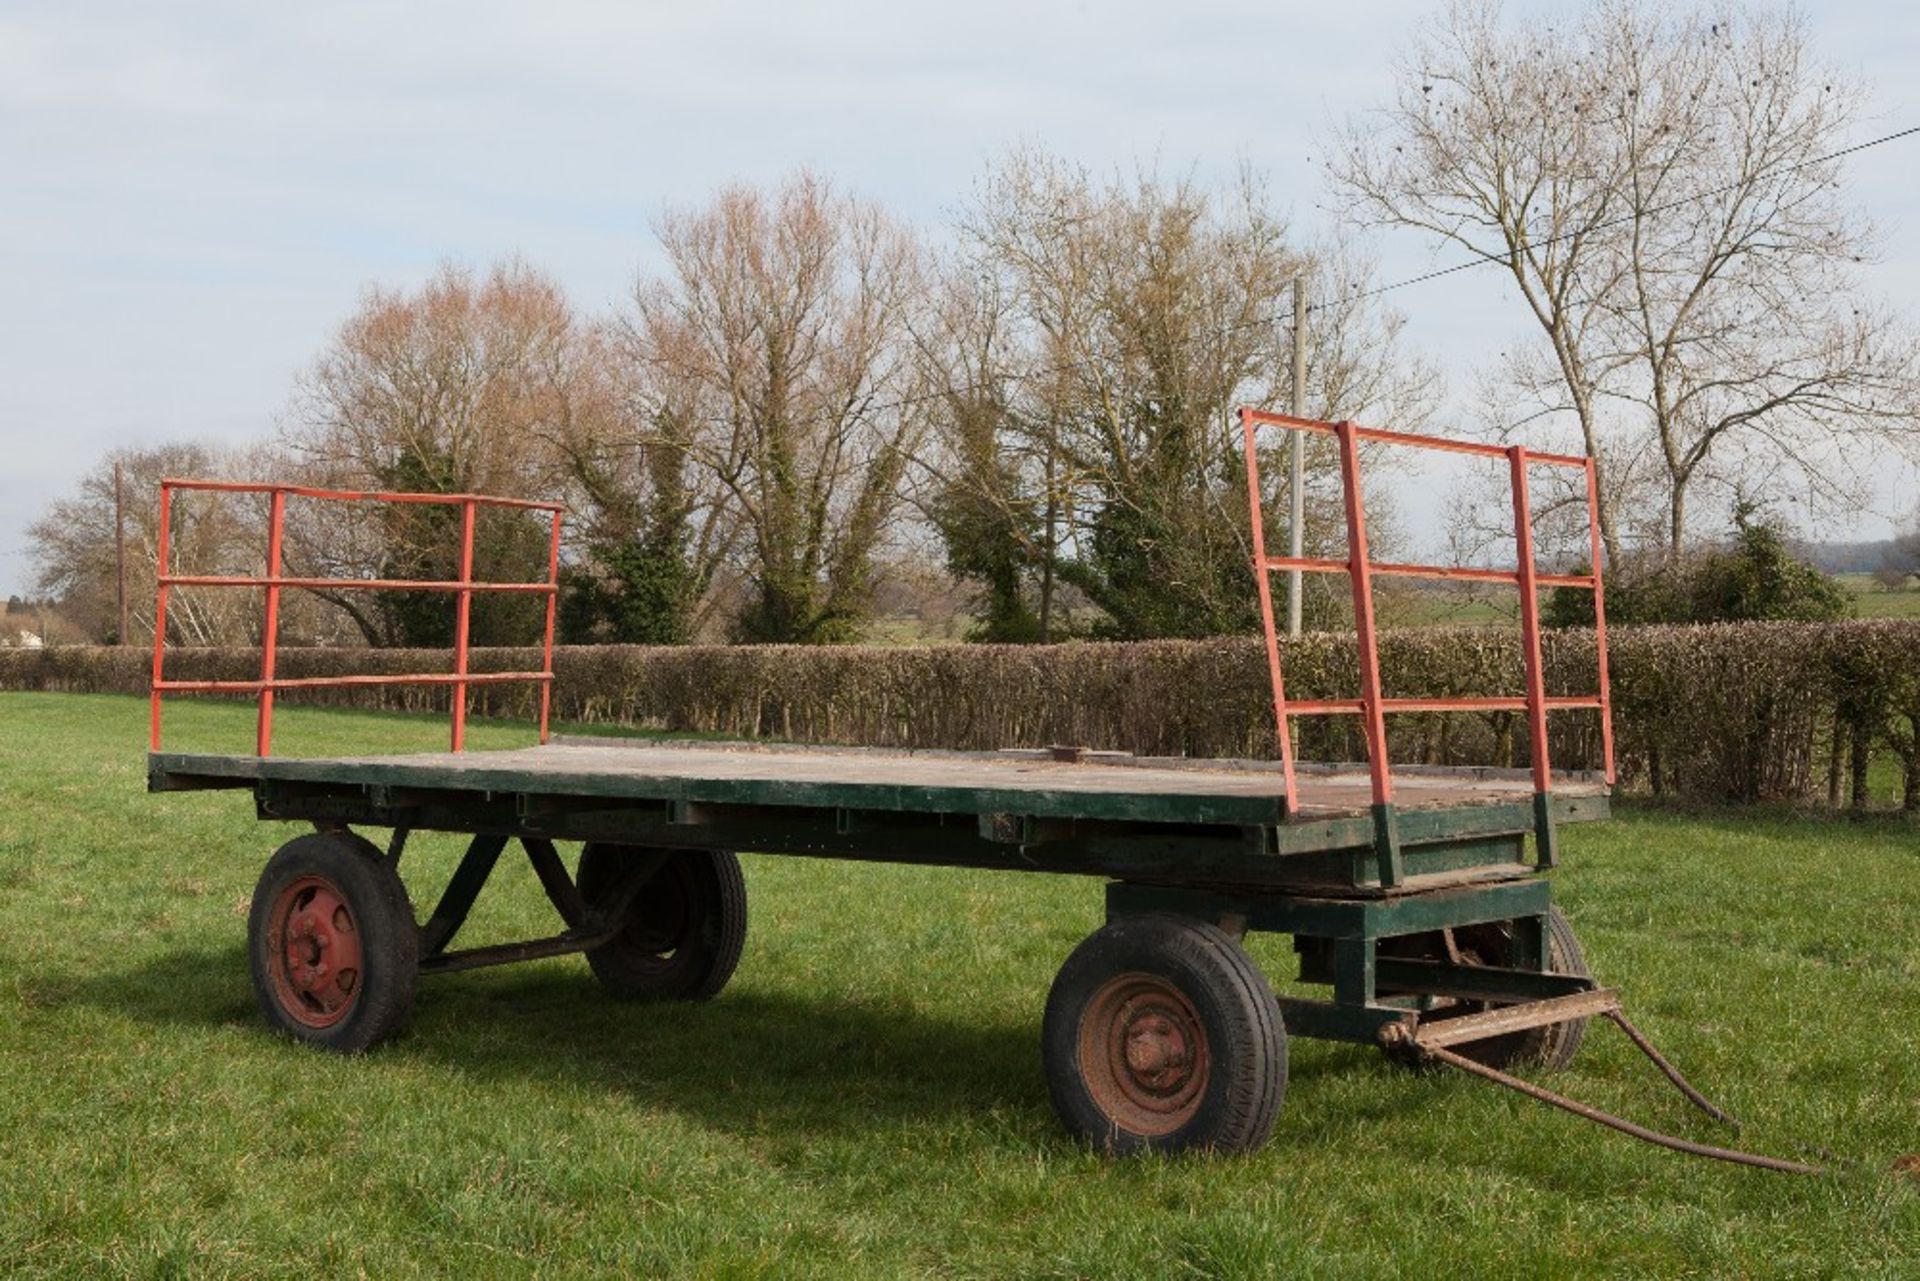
149 480 564 756
1238 409 1616 822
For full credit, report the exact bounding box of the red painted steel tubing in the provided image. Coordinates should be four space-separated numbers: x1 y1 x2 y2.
1586 459 1618 784
451 499 476 752
1257 554 1349 575
1237 409 1590 470
1279 696 1603 716
1239 409 1300 810
149 484 174 751
539 510 561 744
1336 421 1394 807
257 489 287 755
1508 447 1554 794
1237 405 1615 812
1285 699 1368 715
159 477 561 512
146 477 564 757
155 672 552 694
159 574 554 593
1257 558 1596 590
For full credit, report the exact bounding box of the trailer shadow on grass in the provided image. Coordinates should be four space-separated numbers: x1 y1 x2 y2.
36 941 1058 1140
39 940 1405 1151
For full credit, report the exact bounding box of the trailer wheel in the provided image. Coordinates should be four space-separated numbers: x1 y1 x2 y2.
576 845 746 1001
1043 914 1286 1155
248 830 418 1053
1382 906 1592 1071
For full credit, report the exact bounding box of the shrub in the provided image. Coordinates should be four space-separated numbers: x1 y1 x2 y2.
8 621 1918 809
1547 507 1849 628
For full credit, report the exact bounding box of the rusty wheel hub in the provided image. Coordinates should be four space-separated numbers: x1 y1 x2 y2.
268 875 365 1028
1078 973 1210 1136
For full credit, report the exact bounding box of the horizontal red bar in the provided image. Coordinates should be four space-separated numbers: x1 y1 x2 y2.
160 574 555 594
1283 695 1604 716
1286 699 1367 714
156 671 551 694
1239 409 1589 469
1259 555 1349 575
1259 558 1597 589
1374 562 1516 585
161 478 563 513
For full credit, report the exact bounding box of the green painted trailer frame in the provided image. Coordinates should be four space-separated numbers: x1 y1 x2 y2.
148 736 1611 1050
142 450 1822 1167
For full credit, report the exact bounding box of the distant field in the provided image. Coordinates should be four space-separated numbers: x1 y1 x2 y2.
1 692 1916 1278
1840 574 1920 618
863 575 1920 640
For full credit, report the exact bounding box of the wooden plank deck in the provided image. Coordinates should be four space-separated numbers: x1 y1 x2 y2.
149 736 1608 827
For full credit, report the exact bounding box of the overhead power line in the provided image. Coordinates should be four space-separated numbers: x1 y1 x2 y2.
1333 123 1920 310
664 123 1920 438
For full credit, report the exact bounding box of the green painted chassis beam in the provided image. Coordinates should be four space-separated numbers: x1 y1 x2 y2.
150 749 1594 1048
150 751 1608 835
148 752 1603 895
1104 877 1554 940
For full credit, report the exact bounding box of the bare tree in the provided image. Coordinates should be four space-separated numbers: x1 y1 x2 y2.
1330 0 1920 559
1880 511 1920 590
552 320 741 642
629 172 925 643
285 259 603 645
27 442 356 646
919 150 1437 639
1331 2 1631 556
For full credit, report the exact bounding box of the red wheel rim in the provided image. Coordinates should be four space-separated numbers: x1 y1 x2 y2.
1077 972 1211 1137
266 875 365 1029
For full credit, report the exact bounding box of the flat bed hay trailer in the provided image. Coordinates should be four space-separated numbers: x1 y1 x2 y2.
144 412 1814 1170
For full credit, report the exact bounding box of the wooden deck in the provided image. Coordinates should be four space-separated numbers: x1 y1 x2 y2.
149 736 1608 827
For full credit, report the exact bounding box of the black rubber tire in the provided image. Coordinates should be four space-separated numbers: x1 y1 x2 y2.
247 830 418 1053
576 845 747 1001
1043 913 1287 1156
1382 906 1592 1072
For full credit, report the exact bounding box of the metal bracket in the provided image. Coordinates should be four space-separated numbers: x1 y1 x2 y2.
1371 802 1404 888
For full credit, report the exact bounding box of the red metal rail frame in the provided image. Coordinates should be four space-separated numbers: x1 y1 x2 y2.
1238 408 1616 886
149 480 564 756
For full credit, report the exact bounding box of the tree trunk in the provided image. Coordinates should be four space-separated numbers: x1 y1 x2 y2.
1903 727 1920 814
1563 369 1621 565
1850 719 1872 814
1038 450 1058 644
1827 710 1845 809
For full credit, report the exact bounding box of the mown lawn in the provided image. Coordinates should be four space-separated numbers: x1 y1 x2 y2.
0 691 1916 1279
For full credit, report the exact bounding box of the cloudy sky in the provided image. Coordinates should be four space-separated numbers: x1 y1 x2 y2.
3 0 1917 597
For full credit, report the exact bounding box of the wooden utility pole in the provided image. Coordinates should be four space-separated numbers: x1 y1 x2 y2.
115 460 129 645
1287 277 1307 637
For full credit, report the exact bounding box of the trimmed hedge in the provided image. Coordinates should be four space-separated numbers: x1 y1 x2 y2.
5 620 1916 808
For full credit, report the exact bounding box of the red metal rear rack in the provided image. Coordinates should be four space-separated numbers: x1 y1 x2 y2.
149 479 564 756
1238 409 1615 883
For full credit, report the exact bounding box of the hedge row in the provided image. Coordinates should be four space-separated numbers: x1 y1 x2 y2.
5 620 1916 808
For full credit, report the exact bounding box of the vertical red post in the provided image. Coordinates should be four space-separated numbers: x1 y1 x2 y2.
1335 421 1393 807
539 508 561 745
148 483 173 751
451 499 476 752
1508 447 1553 794
1239 410 1299 811
256 488 286 756
1584 459 1617 784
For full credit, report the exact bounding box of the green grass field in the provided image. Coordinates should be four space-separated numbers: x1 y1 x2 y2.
1 692 1916 1278
1840 575 1920 619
